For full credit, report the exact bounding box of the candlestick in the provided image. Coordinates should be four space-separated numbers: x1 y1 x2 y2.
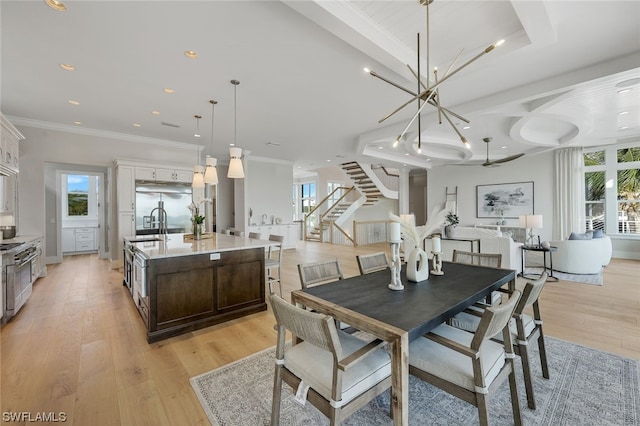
431 235 441 253
430 251 444 275
388 222 401 243
388 241 404 290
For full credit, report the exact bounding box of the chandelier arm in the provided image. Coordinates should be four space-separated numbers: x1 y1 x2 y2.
369 70 417 97
393 88 438 141
434 68 443 125
426 100 470 123
406 65 428 91
394 42 498 139
439 108 468 144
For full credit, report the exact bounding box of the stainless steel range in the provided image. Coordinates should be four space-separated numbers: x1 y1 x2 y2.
2 241 41 322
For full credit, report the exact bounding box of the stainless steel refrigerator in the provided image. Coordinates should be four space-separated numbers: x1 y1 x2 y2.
135 182 192 235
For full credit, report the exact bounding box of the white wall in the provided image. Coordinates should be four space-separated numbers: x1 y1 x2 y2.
244 158 293 229
18 125 209 261
427 151 555 242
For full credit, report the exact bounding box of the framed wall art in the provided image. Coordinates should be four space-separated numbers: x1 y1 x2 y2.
476 181 534 218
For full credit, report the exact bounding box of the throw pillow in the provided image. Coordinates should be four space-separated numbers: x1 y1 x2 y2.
591 229 605 238
568 232 593 240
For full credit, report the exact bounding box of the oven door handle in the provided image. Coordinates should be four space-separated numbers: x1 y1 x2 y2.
15 252 38 267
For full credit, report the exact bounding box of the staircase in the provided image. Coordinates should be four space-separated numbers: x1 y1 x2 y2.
340 162 383 206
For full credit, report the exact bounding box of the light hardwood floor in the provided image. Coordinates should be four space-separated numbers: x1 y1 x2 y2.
1 241 638 425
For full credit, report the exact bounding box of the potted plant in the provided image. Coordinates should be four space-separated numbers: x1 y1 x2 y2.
444 211 459 238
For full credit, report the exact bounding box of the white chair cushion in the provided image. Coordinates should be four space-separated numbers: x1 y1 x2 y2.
285 332 391 404
409 324 505 392
450 311 536 342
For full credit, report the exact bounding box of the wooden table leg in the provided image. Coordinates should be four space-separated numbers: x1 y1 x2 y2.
390 333 409 426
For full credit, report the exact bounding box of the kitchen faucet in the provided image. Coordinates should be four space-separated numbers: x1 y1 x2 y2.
150 201 168 239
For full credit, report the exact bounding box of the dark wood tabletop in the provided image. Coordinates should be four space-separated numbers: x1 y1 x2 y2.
295 261 516 341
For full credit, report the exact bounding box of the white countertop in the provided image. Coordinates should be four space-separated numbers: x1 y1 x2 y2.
125 233 274 260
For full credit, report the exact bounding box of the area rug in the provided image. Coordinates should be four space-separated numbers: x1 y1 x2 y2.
523 267 603 285
190 336 639 425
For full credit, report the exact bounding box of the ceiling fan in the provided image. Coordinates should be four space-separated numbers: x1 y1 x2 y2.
482 137 524 167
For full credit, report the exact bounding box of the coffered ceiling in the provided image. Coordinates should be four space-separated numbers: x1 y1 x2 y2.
1 1 639 175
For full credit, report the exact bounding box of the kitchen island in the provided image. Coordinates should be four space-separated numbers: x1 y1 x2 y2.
124 233 272 343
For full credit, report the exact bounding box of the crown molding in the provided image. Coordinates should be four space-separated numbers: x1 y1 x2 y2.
6 116 198 152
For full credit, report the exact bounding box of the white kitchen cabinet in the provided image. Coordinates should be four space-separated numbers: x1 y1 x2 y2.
62 227 98 253
0 114 23 175
117 165 135 212
248 223 299 249
135 166 192 183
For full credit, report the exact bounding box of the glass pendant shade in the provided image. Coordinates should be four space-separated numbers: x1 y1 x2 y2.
203 156 218 184
227 147 245 178
192 165 205 188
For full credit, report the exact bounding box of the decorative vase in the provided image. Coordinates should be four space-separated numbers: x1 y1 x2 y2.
444 225 456 239
407 246 429 282
193 223 203 240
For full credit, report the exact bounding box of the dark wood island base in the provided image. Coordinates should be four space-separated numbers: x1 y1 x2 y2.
129 240 267 343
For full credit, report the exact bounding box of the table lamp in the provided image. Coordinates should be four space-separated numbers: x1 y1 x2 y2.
519 214 543 246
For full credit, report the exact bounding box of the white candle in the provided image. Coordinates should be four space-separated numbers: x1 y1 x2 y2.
389 222 401 242
432 235 441 253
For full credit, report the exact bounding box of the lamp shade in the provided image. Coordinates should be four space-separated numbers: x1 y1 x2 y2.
192 165 205 188
519 214 543 229
203 156 218 185
227 147 245 178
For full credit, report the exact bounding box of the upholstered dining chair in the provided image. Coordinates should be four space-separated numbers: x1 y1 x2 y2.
356 252 389 275
269 294 392 426
450 272 549 409
266 234 285 297
248 231 260 239
298 259 344 289
452 250 503 305
409 290 523 426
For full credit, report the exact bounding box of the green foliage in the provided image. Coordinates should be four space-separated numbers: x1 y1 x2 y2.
445 211 459 226
68 193 88 216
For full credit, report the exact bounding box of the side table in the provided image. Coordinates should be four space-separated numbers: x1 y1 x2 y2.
521 245 558 282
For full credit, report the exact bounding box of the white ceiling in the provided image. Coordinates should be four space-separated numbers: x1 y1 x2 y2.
1 1 639 175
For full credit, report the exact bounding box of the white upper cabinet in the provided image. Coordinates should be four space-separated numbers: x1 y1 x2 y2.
135 166 192 183
0 114 23 175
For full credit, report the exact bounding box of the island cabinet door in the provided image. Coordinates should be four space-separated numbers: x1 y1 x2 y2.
214 248 265 313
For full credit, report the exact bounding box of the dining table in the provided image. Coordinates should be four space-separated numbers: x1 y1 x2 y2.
290 261 516 426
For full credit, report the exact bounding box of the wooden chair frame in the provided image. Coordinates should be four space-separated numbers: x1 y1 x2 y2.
297 259 344 289
409 291 523 426
452 250 502 268
270 294 391 425
266 234 285 297
356 252 389 275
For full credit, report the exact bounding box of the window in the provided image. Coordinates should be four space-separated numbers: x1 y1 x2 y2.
584 144 640 235
63 174 99 220
327 182 341 206
292 181 316 222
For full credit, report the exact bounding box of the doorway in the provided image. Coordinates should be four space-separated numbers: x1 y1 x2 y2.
44 162 110 264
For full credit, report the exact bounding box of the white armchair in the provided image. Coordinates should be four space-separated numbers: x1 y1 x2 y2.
549 234 612 274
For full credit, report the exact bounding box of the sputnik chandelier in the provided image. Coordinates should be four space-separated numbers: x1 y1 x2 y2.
365 0 505 152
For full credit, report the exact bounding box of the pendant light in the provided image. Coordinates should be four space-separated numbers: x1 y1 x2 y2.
203 99 219 185
227 79 245 179
191 114 205 189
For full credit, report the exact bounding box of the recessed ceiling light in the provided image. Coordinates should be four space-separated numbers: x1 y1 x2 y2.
617 88 632 94
501 146 507 149
133 123 141 128
618 111 629 115
229 143 235 147
405 153 410 156
59 63 75 71
462 126 470 130
619 126 629 130
326 159 331 162
378 146 383 150
163 88 174 94
73 121 82 125
184 50 198 59
68 100 79 105
45 0 67 12
151 110 160 115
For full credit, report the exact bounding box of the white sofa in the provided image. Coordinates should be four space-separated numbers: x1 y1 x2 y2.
426 226 523 272
549 234 612 274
